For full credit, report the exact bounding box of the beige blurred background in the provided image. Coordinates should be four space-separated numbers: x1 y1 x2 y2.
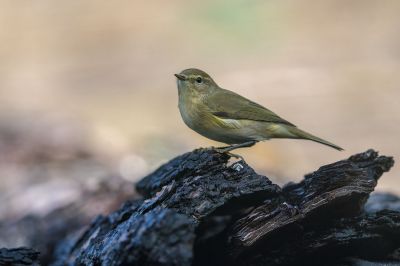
0 0 399 198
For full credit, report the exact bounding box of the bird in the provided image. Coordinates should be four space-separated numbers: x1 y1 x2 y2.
174 68 343 157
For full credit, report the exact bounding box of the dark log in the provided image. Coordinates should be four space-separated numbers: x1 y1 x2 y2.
232 210 400 266
0 247 40 266
54 206 195 266
51 149 397 266
52 148 280 265
228 149 394 259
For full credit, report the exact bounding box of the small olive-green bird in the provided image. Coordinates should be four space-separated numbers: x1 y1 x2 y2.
174 68 343 154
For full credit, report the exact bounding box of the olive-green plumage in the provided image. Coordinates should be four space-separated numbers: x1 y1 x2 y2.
174 68 343 151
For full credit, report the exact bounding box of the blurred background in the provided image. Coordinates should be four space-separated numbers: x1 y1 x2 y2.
0 0 399 261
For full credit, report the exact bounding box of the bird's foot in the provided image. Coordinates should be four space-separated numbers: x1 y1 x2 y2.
226 152 244 161
211 141 258 161
215 141 258 153
213 147 244 161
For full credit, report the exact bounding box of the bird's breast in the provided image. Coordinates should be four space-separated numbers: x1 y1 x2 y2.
178 100 257 144
178 99 207 130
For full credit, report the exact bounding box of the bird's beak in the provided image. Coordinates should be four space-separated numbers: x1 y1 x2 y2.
174 73 187 81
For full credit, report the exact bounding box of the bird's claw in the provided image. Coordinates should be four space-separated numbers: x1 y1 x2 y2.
213 148 244 161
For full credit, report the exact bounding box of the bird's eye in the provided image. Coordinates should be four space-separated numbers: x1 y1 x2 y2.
196 77 203 84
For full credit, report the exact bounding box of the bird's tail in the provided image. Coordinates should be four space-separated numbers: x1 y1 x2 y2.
287 126 344 151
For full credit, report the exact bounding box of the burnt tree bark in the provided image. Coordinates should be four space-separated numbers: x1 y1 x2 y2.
0 248 40 266
51 148 397 266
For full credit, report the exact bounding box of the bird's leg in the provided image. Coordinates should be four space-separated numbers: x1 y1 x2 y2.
224 152 244 161
216 141 258 153
213 141 258 160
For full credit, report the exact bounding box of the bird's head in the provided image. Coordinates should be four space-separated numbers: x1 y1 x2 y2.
174 68 218 96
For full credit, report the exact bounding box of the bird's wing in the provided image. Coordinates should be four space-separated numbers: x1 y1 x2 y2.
206 88 295 126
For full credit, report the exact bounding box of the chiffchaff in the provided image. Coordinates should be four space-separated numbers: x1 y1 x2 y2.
174 68 343 153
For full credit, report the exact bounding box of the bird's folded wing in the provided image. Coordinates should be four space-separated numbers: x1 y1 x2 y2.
206 88 295 126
